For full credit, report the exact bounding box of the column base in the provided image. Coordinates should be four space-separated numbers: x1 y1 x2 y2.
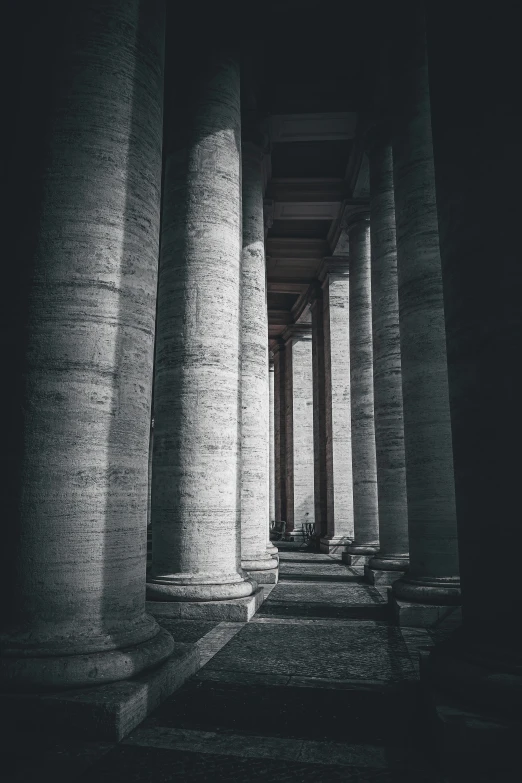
146 586 265 622
319 536 352 554
284 530 305 542
389 593 462 629
0 640 198 742
147 574 256 602
342 543 379 566
391 575 461 605
419 651 521 778
244 566 279 585
364 565 405 586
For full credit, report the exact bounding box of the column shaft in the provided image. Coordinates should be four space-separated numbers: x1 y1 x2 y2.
268 362 276 524
284 326 315 540
366 134 409 584
345 219 380 563
148 50 254 603
273 342 287 531
0 0 172 691
318 260 354 553
390 5 460 607
423 3 522 713
311 290 328 540
239 142 277 579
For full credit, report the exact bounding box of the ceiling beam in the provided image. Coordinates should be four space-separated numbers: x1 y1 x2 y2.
270 112 357 143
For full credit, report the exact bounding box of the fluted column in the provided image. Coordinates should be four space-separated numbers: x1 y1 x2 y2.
0 0 173 692
389 3 461 617
284 325 315 540
315 259 354 554
239 140 278 583
365 131 409 586
147 50 255 605
344 216 380 565
422 3 522 716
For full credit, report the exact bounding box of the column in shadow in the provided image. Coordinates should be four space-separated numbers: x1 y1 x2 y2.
0 0 172 692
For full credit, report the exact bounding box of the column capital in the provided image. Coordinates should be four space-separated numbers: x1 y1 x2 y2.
282 323 313 344
342 206 370 233
318 256 350 284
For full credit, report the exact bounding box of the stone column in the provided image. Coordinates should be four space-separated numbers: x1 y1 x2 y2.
284 325 315 540
273 340 287 536
267 358 278 556
422 4 522 719
239 140 278 584
147 50 258 616
0 0 174 694
364 131 409 586
344 216 380 566
310 287 328 541
316 259 355 554
389 4 461 625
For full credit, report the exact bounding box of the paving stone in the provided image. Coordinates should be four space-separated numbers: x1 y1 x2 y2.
155 619 219 644
265 581 384 605
202 621 415 682
75 744 434 782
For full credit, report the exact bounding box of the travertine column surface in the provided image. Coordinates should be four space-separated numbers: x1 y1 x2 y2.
273 341 287 531
0 0 173 692
311 289 328 540
147 51 255 603
425 3 521 707
367 134 409 576
319 260 354 552
390 8 460 605
239 142 277 578
284 325 315 538
268 360 276 525
345 218 380 560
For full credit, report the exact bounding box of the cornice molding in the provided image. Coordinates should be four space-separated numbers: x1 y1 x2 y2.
282 322 313 343
318 255 350 283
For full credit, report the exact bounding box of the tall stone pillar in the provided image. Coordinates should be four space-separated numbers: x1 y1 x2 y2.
273 340 287 536
389 4 461 625
344 216 380 566
314 260 355 554
239 140 278 584
0 0 174 697
310 287 328 541
267 358 278 555
283 325 315 540
147 50 258 616
365 131 409 586
421 4 522 724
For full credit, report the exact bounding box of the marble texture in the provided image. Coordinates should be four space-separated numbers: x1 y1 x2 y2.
239 141 277 578
0 0 170 691
391 7 460 605
345 218 380 556
367 134 409 573
148 51 253 603
283 326 315 538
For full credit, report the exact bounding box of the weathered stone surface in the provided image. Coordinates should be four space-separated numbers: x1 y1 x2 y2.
283 326 315 537
0 0 169 691
364 566 404 587
321 259 354 546
0 640 198 742
273 340 287 534
239 141 276 576
147 587 265 622
310 288 328 539
367 133 409 574
390 596 462 629
345 218 380 557
390 6 460 605
268 361 276 525
147 51 254 604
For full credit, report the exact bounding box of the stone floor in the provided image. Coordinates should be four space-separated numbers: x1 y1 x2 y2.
0 544 487 782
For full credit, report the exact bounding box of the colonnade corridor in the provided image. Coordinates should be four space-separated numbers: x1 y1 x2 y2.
4 541 445 782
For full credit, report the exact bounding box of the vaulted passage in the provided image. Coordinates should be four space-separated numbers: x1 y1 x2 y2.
2 1 521 781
